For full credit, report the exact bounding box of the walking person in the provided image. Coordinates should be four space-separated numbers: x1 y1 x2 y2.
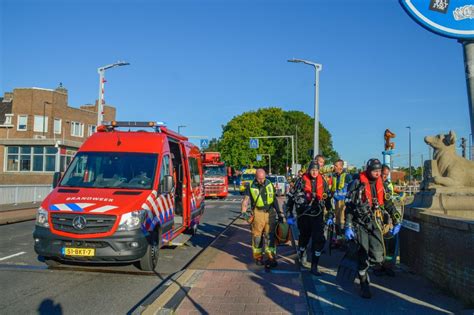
343 159 401 298
330 159 352 246
286 160 331 276
241 169 284 268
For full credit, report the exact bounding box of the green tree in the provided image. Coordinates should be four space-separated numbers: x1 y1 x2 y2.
215 107 339 174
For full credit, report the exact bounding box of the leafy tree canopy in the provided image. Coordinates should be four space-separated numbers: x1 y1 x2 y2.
204 107 339 174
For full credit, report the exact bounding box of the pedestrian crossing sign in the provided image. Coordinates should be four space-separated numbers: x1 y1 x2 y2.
250 138 259 149
200 139 209 148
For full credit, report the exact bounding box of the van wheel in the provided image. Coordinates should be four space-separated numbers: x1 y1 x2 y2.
138 230 161 272
44 257 61 267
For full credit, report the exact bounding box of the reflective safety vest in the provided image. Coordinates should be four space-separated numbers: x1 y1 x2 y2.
250 180 275 208
331 172 348 201
386 180 394 195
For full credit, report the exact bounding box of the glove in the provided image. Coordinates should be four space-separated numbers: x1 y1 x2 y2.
287 217 295 225
345 227 355 240
241 212 250 221
277 215 284 223
326 218 334 226
390 223 401 236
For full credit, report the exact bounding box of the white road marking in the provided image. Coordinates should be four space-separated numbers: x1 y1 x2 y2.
0 252 26 261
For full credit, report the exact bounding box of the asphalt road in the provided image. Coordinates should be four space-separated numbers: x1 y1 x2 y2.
0 195 242 314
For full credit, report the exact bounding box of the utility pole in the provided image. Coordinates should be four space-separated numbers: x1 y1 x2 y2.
406 126 412 184
461 137 467 158
295 125 298 166
421 154 424 180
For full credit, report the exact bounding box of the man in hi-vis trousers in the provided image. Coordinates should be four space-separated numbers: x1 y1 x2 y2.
241 169 284 269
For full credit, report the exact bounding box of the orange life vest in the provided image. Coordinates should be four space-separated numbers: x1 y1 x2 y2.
302 173 324 201
359 171 384 207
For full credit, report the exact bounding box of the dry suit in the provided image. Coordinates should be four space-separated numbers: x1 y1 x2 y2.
287 172 331 274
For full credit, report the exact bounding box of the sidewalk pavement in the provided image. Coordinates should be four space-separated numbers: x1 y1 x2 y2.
142 217 469 315
142 218 307 314
0 202 38 225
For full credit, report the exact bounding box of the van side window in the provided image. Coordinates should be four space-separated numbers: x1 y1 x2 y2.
188 157 200 188
159 155 171 190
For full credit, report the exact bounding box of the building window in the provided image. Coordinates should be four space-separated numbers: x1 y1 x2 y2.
34 115 48 133
17 115 28 131
5 146 58 172
54 118 62 134
88 125 96 136
6 147 19 171
4 114 13 126
71 121 84 137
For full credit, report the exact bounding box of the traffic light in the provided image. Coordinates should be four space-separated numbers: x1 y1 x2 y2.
460 137 467 158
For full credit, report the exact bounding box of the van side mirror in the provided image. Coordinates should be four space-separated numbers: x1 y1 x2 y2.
52 172 62 188
161 175 174 193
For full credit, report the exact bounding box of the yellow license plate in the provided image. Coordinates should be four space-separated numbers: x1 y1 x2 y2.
63 247 95 257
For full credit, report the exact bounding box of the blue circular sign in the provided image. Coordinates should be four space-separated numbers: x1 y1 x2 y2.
400 0 474 40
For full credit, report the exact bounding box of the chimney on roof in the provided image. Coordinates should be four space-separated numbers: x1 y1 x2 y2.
55 82 68 94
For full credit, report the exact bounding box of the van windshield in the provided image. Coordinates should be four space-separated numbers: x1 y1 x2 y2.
60 152 158 189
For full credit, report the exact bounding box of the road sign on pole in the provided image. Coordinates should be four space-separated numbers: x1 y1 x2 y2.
256 154 262 161
250 138 259 149
200 139 209 149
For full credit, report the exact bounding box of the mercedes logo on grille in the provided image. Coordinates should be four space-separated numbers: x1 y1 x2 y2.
72 216 87 230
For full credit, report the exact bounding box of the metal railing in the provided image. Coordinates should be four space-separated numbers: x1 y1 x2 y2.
394 185 420 195
0 185 52 205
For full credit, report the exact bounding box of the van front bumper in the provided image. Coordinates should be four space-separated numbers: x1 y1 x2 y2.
33 226 149 263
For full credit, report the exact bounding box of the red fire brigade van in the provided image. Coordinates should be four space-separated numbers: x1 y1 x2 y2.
33 121 205 271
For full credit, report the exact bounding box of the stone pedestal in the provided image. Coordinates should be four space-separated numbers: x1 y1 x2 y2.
411 160 474 219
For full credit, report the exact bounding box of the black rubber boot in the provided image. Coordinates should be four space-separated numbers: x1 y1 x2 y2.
310 255 322 276
359 272 372 299
265 258 278 269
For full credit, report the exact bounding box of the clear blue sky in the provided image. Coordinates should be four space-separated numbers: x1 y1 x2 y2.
1 0 471 168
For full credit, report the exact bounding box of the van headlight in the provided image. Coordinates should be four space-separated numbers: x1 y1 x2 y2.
117 210 146 231
36 207 49 228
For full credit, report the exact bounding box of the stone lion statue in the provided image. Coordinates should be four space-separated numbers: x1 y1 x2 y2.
425 130 474 188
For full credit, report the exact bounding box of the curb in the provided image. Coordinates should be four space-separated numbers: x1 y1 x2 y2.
136 215 242 314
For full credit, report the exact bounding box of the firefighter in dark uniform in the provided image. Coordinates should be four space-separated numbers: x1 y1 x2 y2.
286 160 331 276
373 164 402 277
344 158 401 298
241 168 284 268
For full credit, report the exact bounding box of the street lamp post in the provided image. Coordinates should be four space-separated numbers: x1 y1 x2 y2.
288 58 323 158
178 125 186 134
97 61 130 126
43 101 51 137
406 126 412 184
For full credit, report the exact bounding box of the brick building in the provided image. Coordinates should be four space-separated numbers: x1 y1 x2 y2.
0 85 116 185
